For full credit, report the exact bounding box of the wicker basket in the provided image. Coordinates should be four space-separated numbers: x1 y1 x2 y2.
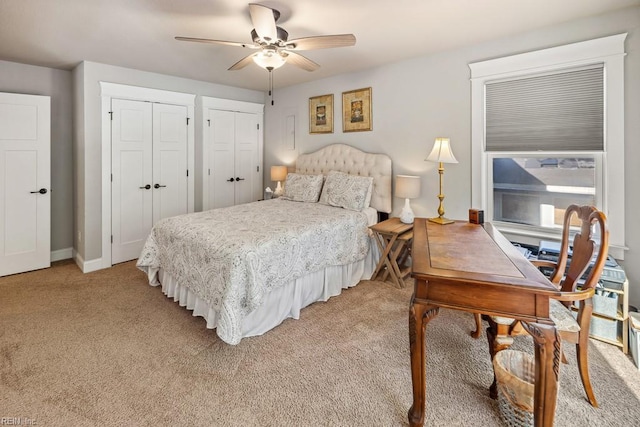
493 350 535 427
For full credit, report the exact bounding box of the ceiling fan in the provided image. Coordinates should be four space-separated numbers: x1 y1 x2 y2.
175 3 356 73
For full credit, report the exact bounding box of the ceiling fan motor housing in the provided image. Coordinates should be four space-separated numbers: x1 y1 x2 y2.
251 27 289 44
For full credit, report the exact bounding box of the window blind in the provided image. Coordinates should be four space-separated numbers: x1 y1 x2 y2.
485 65 604 152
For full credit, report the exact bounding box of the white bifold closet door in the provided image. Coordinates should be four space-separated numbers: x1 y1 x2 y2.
0 92 50 277
111 99 188 264
207 109 260 209
234 112 261 205
209 109 236 209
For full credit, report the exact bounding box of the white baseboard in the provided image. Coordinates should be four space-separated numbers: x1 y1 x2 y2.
51 247 73 262
72 249 105 273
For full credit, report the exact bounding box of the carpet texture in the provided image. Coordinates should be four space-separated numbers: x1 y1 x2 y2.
1 260 639 426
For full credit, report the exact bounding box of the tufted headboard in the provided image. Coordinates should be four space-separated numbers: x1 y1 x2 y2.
295 144 392 213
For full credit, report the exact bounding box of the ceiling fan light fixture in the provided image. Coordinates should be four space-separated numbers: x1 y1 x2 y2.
252 50 286 70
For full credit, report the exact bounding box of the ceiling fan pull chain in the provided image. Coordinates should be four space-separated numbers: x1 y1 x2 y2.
268 67 274 106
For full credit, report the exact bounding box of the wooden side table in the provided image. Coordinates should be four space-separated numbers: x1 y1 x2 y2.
370 217 413 288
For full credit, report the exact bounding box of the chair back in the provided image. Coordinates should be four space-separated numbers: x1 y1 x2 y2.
550 205 609 293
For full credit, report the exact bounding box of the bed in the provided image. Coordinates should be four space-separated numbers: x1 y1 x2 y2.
137 144 392 345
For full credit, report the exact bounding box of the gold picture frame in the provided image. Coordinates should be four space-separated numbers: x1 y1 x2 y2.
309 94 334 134
342 87 372 132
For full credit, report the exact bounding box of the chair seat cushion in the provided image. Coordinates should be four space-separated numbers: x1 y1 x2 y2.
489 299 580 333
549 298 581 333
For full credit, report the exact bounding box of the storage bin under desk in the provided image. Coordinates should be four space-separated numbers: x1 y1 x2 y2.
592 292 620 318
589 314 622 343
629 312 640 370
572 310 623 345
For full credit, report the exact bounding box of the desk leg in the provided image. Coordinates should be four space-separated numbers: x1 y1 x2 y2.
522 322 560 427
486 321 514 399
471 313 483 339
408 295 439 427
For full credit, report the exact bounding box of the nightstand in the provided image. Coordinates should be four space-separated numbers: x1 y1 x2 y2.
370 217 413 288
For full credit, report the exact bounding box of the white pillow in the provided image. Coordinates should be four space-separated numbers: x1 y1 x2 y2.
281 173 324 202
319 170 374 211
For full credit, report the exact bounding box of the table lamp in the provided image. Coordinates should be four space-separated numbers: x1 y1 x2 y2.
395 175 421 224
270 165 288 197
425 137 458 225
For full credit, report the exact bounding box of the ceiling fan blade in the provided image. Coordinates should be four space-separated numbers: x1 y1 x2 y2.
175 36 258 49
283 51 319 72
249 3 278 42
286 34 356 50
228 53 257 71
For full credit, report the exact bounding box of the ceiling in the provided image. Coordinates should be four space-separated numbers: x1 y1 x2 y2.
0 0 638 91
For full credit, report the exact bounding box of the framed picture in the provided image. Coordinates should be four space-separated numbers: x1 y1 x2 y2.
342 87 372 132
309 94 333 134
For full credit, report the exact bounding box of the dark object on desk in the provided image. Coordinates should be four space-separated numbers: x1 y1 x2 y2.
469 208 484 224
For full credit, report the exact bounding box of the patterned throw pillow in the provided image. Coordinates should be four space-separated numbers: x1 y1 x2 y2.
281 173 324 202
319 170 374 211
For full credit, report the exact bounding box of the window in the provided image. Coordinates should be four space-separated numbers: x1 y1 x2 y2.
469 34 626 259
486 64 603 230
491 155 597 228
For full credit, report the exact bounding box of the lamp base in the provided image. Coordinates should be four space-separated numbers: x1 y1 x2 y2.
428 216 455 225
399 198 415 224
274 181 284 197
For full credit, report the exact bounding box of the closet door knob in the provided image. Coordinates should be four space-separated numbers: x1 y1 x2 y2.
235 177 245 181
30 188 48 194
154 184 167 189
139 184 151 190
227 177 235 182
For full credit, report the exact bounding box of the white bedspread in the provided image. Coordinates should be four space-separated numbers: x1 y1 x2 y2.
136 198 370 344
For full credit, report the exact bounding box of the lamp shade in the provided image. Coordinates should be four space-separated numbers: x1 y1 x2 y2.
426 137 458 164
395 175 421 199
270 165 288 182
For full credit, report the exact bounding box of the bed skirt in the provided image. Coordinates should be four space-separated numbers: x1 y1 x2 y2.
142 236 380 344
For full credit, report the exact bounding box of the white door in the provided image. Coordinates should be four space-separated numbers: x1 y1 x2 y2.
234 112 260 205
206 109 261 209
208 109 236 209
152 103 188 221
111 99 153 264
0 93 50 276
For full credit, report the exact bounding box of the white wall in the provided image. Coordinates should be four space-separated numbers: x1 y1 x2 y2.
264 52 473 219
0 60 74 257
75 61 265 264
264 7 640 306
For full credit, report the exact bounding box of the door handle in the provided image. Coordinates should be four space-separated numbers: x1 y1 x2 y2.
227 177 235 182
139 184 151 190
30 188 48 194
154 184 167 189
235 177 245 181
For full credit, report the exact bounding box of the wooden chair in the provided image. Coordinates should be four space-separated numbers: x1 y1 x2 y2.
482 205 609 407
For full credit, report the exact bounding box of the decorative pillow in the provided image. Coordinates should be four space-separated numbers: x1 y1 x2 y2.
281 173 324 202
319 170 374 211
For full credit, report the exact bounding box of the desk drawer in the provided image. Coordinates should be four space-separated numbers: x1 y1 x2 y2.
422 280 544 319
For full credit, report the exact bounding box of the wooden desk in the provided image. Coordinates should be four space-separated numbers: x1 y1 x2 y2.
408 218 561 427
370 217 413 288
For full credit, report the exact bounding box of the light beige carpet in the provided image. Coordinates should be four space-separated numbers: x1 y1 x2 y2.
1 260 639 426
